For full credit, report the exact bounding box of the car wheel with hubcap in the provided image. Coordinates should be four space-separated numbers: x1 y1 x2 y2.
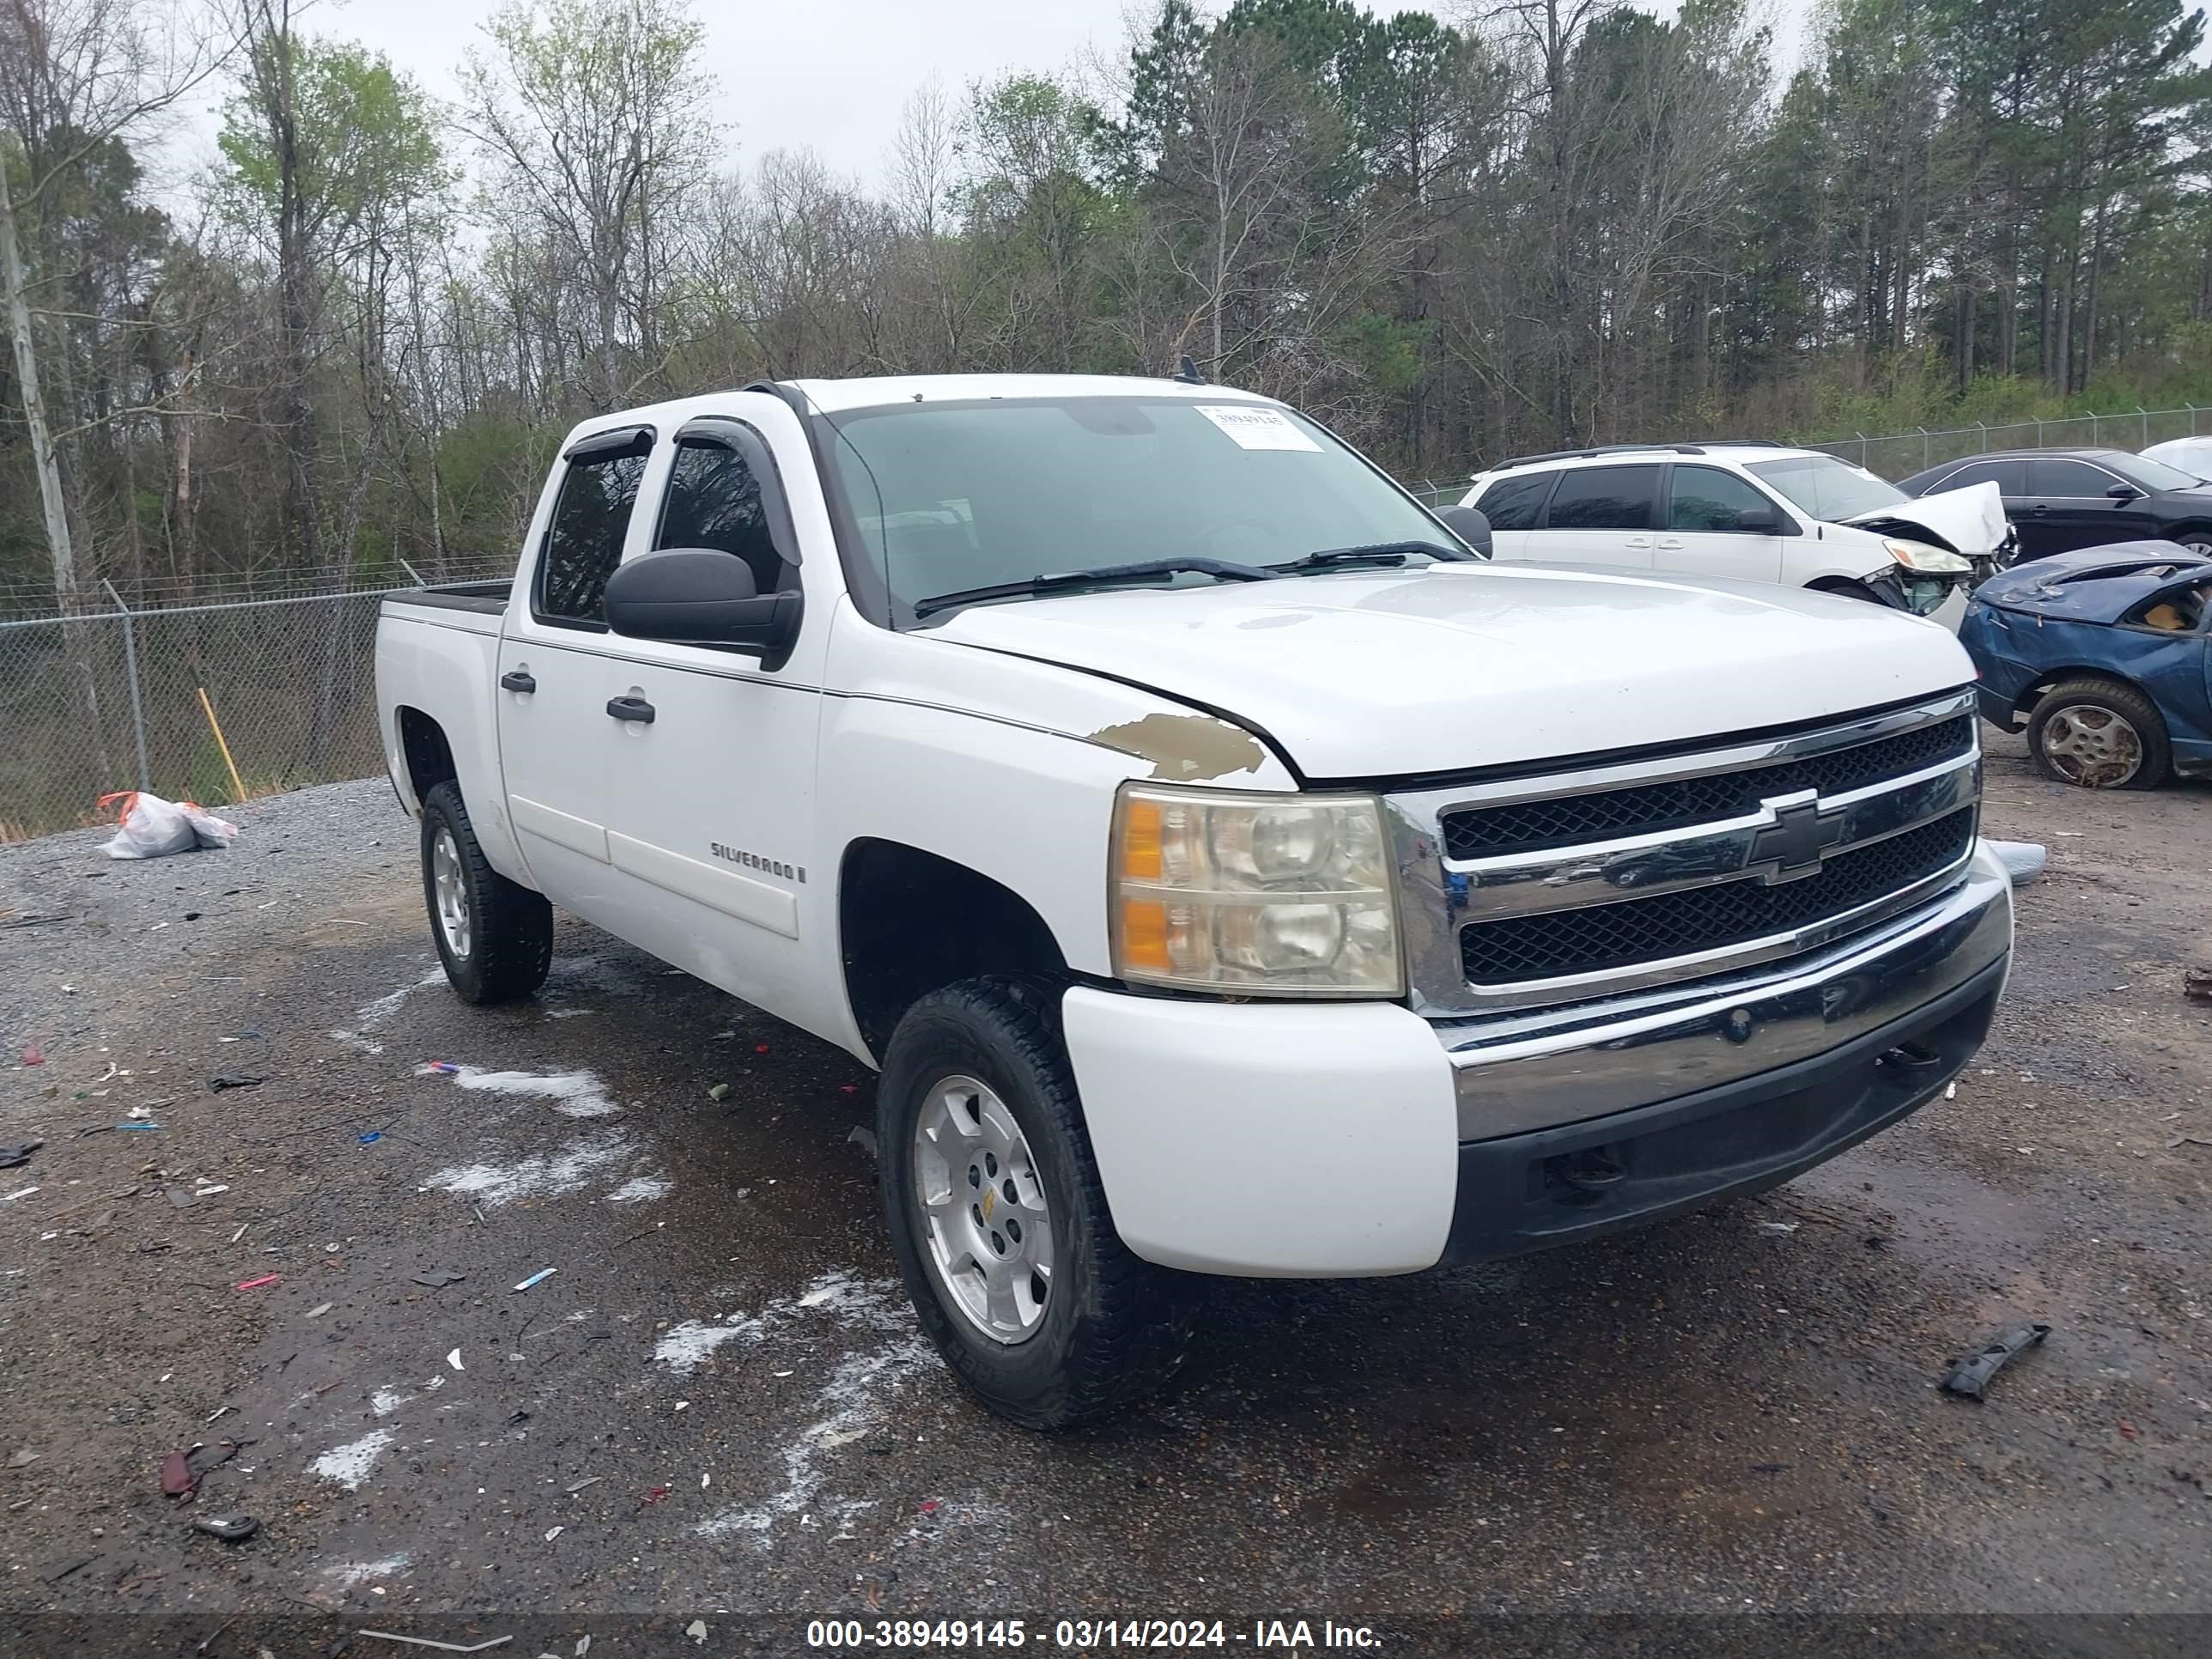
878 975 1190 1429
419 780 555 1003
2026 678 2172 791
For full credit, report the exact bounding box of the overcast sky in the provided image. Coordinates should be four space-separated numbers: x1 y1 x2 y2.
149 0 1823 198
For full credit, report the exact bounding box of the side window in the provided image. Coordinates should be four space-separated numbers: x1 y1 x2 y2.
656 438 794 596
1474 471 1555 532
1544 465 1658 532
2028 459 2115 498
537 440 650 627
1934 459 2025 494
1667 466 1778 533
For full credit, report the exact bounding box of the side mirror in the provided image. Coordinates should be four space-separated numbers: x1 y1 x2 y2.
603 548 803 670
1436 504 1493 556
1734 506 1778 533
2106 482 2142 501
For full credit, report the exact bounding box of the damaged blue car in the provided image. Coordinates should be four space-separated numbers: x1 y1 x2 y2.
1960 542 2212 788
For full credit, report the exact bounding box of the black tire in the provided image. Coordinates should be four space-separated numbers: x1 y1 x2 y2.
2025 678 2172 790
877 975 1190 1429
420 780 554 1003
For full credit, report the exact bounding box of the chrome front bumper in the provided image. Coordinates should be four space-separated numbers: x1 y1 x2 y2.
1436 843 2013 1142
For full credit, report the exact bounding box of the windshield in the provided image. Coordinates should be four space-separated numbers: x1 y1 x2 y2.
1745 454 1911 522
818 397 1459 617
2107 453 2203 494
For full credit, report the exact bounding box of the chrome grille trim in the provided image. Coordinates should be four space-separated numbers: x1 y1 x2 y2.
1386 690 1982 1016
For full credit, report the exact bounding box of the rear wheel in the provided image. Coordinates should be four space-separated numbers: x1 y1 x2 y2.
2026 678 2171 790
420 781 554 1002
878 976 1190 1429
2167 524 2212 556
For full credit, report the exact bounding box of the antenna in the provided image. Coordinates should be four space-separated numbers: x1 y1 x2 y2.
1173 354 1204 385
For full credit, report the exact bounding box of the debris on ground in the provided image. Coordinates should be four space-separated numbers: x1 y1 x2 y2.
1941 1322 2051 1401
565 1476 603 1494
160 1450 198 1500
2187 963 2212 1003
191 1513 258 1542
707 1083 731 1103
0 1139 42 1170
424 1060 461 1074
98 791 238 860
847 1126 878 1157
356 1634 514 1655
641 1484 672 1505
412 1271 466 1288
305 1303 333 1319
358 1130 384 1145
1983 839 2047 885
21 1045 44 1066
2168 1133 2212 1150
235 1273 280 1291
3 1186 39 1203
208 1073 264 1092
512 1268 557 1292
447 1348 465 1370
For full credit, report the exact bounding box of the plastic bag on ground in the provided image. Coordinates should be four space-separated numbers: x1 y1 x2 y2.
98 792 239 860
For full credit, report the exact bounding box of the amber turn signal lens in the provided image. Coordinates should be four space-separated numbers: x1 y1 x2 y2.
1118 898 1170 971
1119 798 1164 880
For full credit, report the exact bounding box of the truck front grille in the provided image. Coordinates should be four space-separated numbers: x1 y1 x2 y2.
1458 808 1976 985
1441 714 1974 860
1386 690 1983 1014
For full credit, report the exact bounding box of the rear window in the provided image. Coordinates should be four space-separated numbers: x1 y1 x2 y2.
1474 471 1554 532
1543 465 1658 532
1930 459 2026 494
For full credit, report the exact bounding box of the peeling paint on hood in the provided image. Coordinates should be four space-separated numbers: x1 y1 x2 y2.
1086 712 1267 782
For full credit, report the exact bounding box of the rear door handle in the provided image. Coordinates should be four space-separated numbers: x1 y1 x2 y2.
500 669 537 694
1655 536 1685 550
1625 536 1652 549
605 695 656 725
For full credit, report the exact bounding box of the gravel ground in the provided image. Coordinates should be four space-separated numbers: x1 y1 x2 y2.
2 737 2209 1656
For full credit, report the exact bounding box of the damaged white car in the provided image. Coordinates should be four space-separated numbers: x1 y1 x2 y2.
1461 442 2014 616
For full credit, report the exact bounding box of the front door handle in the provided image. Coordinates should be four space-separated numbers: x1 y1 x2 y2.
500 669 537 694
1624 536 1652 550
605 695 656 725
2027 503 2049 515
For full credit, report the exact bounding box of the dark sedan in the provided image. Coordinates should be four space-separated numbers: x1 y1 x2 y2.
1895 447 2212 562
1960 543 2212 788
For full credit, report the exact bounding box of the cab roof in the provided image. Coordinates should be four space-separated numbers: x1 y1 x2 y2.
1475 440 1832 478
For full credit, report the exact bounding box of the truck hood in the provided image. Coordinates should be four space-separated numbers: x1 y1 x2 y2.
931 563 1972 781
1843 481 2008 556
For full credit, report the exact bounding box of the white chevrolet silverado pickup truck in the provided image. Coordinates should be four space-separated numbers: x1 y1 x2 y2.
375 374 2013 1428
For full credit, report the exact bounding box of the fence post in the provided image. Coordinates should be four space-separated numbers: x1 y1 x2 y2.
2191 404 2199 437
1978 422 1988 453
1856 432 1868 467
102 579 150 793
2141 406 2149 447
1919 427 1929 469
398 557 426 586
2036 417 2045 446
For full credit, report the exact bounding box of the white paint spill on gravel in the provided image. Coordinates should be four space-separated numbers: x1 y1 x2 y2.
694 1339 933 1546
608 1173 672 1203
323 1553 410 1587
416 1062 619 1117
654 1311 771 1373
330 968 446 1054
310 1428 395 1491
424 1130 635 1205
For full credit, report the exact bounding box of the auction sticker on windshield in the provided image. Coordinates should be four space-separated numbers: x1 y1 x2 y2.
1194 404 1321 452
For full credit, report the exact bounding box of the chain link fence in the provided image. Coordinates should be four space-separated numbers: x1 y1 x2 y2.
1807 406 2212 478
0 576 485 842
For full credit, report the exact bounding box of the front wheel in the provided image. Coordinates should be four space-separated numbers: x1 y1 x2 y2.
2025 678 2172 790
878 976 1190 1429
420 780 554 1003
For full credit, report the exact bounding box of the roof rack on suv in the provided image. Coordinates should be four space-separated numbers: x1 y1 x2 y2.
1492 441 1709 471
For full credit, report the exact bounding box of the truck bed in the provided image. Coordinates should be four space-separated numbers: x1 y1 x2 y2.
386 579 511 617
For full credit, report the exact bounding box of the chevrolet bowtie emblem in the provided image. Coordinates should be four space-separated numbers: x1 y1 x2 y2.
1748 797 1844 881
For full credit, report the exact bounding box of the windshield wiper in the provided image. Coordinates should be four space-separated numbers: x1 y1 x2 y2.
911 557 1278 619
1270 539 1465 574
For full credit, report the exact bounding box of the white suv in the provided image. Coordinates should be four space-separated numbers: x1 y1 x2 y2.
1459 442 2008 616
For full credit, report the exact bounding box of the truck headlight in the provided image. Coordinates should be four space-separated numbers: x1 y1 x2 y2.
1109 784 1404 997
1883 538 1972 575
